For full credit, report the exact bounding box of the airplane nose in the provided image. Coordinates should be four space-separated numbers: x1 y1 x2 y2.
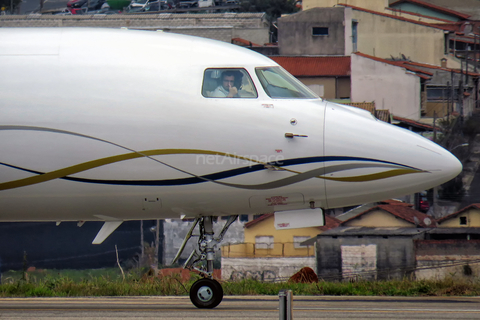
413 141 463 186
322 103 463 208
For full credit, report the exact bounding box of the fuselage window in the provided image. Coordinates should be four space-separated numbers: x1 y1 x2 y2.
255 66 319 99
202 68 258 98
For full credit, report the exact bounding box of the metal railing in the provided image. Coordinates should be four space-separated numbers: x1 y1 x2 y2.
221 242 314 258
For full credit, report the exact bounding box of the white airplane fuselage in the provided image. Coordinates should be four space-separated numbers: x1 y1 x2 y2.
0 28 462 223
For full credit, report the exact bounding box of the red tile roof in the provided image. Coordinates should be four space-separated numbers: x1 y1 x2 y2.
319 215 342 231
429 22 480 36
354 52 432 80
231 38 262 47
244 213 274 228
390 0 471 20
400 60 480 77
341 203 436 227
269 56 351 77
338 3 456 31
392 115 435 130
378 199 413 206
385 7 454 23
437 204 480 223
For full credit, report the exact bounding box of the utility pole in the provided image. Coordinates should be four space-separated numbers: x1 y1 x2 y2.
154 219 160 269
451 70 455 117
140 220 144 266
460 59 464 123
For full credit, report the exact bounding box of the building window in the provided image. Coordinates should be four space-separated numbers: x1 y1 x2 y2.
312 27 329 36
255 236 274 249
460 216 467 225
239 215 249 222
426 86 453 101
293 236 310 248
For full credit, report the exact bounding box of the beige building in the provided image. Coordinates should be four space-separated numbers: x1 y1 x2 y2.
222 213 340 258
284 3 464 68
341 201 436 228
437 204 480 227
303 0 472 24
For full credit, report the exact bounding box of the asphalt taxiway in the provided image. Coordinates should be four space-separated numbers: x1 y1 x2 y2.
0 295 480 319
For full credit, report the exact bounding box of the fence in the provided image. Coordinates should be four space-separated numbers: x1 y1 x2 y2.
221 242 315 258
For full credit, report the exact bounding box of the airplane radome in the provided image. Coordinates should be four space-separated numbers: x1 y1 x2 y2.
0 28 462 308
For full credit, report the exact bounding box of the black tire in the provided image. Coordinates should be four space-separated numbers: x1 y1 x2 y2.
189 278 223 309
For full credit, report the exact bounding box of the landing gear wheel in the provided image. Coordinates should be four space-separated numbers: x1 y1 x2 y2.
189 278 223 309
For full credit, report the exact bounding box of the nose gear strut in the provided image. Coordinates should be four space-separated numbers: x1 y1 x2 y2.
171 215 238 308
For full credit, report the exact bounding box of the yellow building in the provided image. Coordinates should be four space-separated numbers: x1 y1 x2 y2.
303 0 469 24
437 204 480 227
293 1 465 69
340 201 436 228
221 214 340 258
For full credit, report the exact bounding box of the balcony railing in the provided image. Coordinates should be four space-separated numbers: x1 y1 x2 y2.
221 242 315 258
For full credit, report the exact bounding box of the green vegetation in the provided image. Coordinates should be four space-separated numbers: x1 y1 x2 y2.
0 268 189 297
1 269 480 297
240 0 298 22
0 0 21 13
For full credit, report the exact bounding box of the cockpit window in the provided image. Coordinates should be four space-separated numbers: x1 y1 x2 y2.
255 66 319 99
202 68 257 98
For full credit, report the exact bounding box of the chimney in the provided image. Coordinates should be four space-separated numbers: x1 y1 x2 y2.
441 58 447 68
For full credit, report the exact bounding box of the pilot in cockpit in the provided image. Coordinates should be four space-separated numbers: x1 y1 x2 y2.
210 70 243 98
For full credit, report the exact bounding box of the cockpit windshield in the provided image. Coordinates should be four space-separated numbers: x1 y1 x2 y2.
255 66 319 99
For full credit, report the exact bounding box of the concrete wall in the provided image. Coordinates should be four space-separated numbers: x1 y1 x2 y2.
303 0 388 12
164 27 269 44
316 235 417 281
0 13 270 44
278 7 348 56
221 256 316 281
353 10 446 66
344 6 353 55
351 53 421 120
415 240 480 280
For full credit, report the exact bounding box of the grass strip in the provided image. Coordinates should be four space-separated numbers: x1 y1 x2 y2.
1 269 480 297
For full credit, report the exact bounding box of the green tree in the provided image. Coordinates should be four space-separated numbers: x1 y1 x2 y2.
0 0 22 13
240 0 298 22
240 0 298 42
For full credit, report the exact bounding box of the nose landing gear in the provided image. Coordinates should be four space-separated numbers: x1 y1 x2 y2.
172 215 238 308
